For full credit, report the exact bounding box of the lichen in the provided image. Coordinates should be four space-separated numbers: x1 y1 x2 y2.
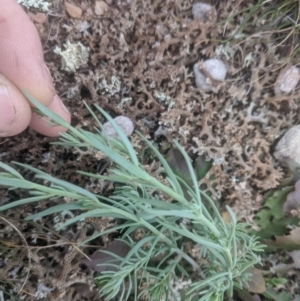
17 0 51 11
153 91 175 109
97 75 121 96
54 41 89 73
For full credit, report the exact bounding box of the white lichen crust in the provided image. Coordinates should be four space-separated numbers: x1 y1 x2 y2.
17 0 51 11
54 41 89 72
274 125 300 164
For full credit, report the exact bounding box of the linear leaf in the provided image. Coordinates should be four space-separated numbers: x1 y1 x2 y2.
95 105 139 167
0 195 54 211
35 175 99 203
137 132 183 196
0 177 38 189
159 221 223 251
0 162 24 179
23 90 70 129
138 209 196 220
25 203 84 220
173 140 202 207
124 195 182 210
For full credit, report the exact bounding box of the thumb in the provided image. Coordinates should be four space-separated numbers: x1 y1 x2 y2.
0 0 55 105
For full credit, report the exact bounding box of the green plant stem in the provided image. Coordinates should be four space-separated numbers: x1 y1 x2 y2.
141 175 221 238
195 214 221 238
171 248 201 273
224 248 233 269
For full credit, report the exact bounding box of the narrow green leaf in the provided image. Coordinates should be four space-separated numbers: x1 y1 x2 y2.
138 209 196 220
137 132 183 196
23 90 70 129
166 148 193 190
199 190 225 231
173 140 202 207
125 195 182 210
0 195 54 211
35 174 99 203
226 205 237 225
83 100 104 131
59 132 81 143
0 162 24 179
188 273 229 294
79 130 143 176
121 236 155 265
0 177 37 189
195 155 213 181
79 222 138 246
54 209 127 230
159 221 223 251
95 105 139 167
25 203 84 220
12 162 51 176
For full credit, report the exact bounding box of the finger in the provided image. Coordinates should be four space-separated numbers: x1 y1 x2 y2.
0 0 55 106
0 74 32 137
29 95 71 137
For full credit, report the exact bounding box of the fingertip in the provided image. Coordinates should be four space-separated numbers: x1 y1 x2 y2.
0 74 31 137
29 95 71 137
0 0 55 106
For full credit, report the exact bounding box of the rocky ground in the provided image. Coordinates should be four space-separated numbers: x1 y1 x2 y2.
1 0 300 300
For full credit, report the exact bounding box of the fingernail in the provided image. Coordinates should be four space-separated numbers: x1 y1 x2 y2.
0 84 15 135
55 94 70 114
42 63 55 91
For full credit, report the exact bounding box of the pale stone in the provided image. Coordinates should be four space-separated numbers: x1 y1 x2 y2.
274 125 300 164
194 59 227 93
103 116 134 138
274 66 300 95
203 59 227 81
65 2 82 19
28 12 47 24
192 2 217 23
95 1 109 16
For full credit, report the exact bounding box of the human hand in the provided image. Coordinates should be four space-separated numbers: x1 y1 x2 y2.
0 0 71 137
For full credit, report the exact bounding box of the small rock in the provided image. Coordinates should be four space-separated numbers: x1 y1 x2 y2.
203 59 227 81
194 58 227 93
192 2 217 23
75 283 97 299
95 1 109 16
28 12 47 24
283 180 300 212
103 116 134 138
274 66 300 95
65 2 83 19
274 125 300 165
